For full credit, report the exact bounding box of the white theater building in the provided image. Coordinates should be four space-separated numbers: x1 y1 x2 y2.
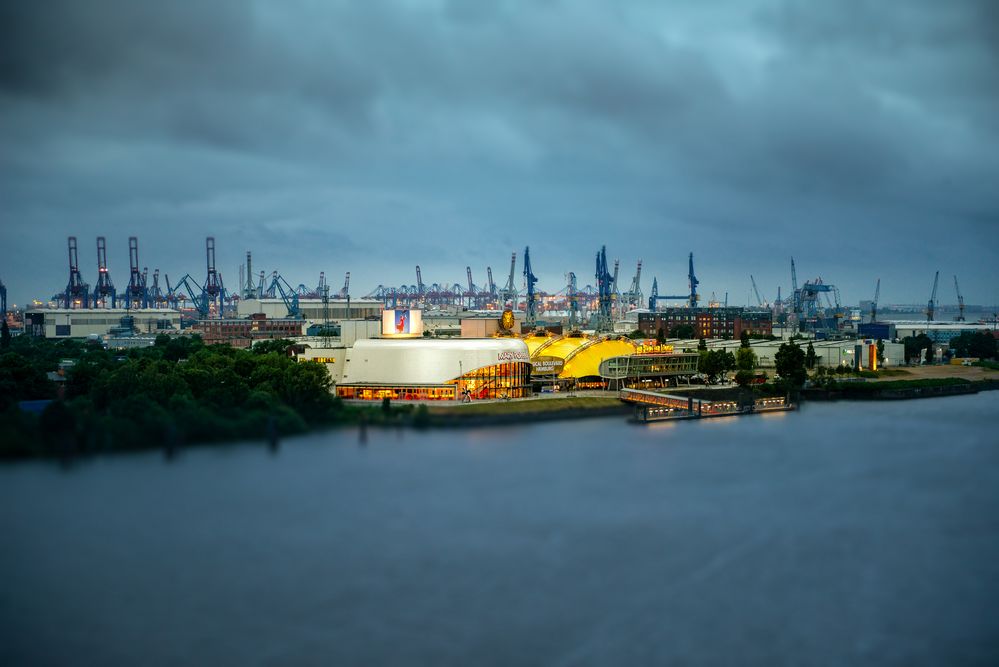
334 309 531 401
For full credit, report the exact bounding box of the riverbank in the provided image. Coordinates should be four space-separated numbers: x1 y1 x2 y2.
425 396 630 427
803 378 999 401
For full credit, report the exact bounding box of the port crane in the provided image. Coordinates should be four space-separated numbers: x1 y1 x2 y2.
870 279 880 323
523 246 538 328
124 236 148 309
1 277 7 318
647 252 699 310
687 253 699 308
93 236 117 308
563 272 580 330
790 257 800 318
926 270 939 322
611 259 620 316
265 271 301 318
486 267 497 303
146 269 166 308
244 251 256 299
622 260 643 310
498 252 518 308
593 245 614 332
750 275 766 308
201 237 226 317
63 236 91 308
337 272 350 299
953 275 965 321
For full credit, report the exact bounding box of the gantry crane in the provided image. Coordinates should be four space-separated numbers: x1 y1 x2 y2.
870 278 880 323
750 274 765 308
63 236 91 308
93 236 116 308
498 252 518 308
523 246 538 327
593 245 614 332
622 259 643 310
926 270 939 322
953 275 965 321
124 236 147 309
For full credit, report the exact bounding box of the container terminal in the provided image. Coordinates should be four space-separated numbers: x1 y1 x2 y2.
2 236 996 405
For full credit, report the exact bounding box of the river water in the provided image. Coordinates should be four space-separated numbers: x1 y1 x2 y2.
2 393 998 666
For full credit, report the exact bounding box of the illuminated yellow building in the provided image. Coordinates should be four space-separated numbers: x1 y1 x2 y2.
525 332 699 389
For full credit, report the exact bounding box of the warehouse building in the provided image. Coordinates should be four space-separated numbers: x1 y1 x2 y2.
25 308 181 338
236 297 383 321
890 321 998 343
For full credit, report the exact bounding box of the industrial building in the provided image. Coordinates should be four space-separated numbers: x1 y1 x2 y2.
700 338 905 369
25 308 181 338
639 307 772 339
889 321 998 343
236 297 383 321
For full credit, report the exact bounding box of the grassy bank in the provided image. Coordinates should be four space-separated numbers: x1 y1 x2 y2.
430 396 622 417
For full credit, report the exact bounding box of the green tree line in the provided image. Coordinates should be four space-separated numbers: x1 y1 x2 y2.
0 335 362 458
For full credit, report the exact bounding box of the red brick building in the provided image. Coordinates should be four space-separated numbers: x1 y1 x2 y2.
193 314 304 348
638 308 772 339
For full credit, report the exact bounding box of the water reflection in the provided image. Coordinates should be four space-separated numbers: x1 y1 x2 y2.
2 393 998 665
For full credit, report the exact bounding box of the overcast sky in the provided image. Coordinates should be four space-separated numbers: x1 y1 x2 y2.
2 0 997 308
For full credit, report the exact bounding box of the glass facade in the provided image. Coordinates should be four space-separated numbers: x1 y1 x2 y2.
337 362 532 401
448 362 532 400
336 385 455 401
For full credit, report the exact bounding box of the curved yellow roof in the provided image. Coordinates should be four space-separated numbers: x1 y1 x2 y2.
523 331 556 357
561 337 638 379
535 333 590 361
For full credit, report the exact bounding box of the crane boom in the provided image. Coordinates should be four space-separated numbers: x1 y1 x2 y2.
523 247 538 327
871 278 880 323
927 270 939 322
750 275 764 307
687 252 699 308
954 275 965 321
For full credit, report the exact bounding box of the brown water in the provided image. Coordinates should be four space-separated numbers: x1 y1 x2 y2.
2 393 998 666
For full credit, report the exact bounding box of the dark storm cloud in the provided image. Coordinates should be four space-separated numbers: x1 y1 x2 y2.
0 0 996 306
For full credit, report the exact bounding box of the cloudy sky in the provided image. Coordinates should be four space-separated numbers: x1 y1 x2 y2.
1 0 997 308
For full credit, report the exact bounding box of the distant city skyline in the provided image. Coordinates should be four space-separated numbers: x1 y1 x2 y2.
2 1 997 307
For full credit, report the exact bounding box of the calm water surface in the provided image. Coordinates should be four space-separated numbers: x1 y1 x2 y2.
2 394 999 666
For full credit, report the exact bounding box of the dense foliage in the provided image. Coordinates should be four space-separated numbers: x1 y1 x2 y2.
0 335 366 458
948 331 997 360
774 340 807 390
902 334 934 364
697 349 735 383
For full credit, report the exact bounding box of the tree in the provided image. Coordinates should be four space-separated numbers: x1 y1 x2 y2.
876 339 885 365
740 330 750 348
805 342 817 370
736 346 757 372
697 338 707 351
669 324 695 339
627 329 646 340
774 341 807 389
734 370 754 387
698 349 735 383
655 327 666 343
1 320 10 349
902 334 933 363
